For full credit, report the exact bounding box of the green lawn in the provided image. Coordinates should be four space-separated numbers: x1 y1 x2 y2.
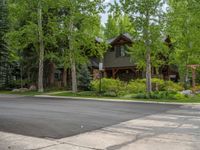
0 90 42 96
51 91 200 103
1 90 200 103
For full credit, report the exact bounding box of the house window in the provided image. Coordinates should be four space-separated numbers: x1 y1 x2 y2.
115 45 127 57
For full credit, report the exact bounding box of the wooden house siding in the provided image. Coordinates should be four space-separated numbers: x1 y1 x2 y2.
103 51 135 68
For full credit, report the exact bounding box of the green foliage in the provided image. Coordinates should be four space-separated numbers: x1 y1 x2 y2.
91 78 123 96
119 0 167 94
90 78 184 98
167 0 200 82
8 79 31 89
0 0 10 88
77 65 92 91
164 81 184 92
6 0 105 91
127 78 183 93
102 91 117 97
150 91 177 99
151 78 165 91
126 80 146 93
173 93 187 100
190 85 200 93
134 91 186 100
104 14 135 39
76 91 97 97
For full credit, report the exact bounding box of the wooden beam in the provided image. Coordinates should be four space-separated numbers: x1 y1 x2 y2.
112 68 115 79
112 68 120 79
192 68 196 88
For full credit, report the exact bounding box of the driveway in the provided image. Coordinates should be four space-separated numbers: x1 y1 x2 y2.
0 94 200 150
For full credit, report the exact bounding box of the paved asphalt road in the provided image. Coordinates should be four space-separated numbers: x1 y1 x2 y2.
0 95 180 139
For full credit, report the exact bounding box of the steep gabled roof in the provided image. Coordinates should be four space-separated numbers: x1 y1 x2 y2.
107 33 133 45
95 37 104 43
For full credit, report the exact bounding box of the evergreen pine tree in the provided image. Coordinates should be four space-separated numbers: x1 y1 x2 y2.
77 65 92 91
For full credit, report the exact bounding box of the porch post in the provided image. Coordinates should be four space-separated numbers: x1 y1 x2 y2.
192 67 196 88
112 68 115 79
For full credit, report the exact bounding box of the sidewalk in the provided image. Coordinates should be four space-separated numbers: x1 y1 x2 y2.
1 104 200 150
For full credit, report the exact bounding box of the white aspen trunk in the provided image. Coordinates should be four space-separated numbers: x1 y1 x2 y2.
71 57 77 93
38 0 44 92
68 18 77 93
144 12 152 98
146 46 152 96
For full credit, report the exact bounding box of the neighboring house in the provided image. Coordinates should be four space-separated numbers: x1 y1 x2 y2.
91 33 179 82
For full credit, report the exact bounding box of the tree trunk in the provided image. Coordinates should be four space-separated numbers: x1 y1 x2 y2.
49 62 55 86
62 68 67 87
155 67 159 91
146 46 152 97
71 57 77 93
192 68 196 88
68 18 78 93
144 11 152 98
37 0 44 93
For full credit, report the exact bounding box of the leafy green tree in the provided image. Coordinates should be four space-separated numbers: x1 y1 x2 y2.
0 0 9 88
57 0 105 93
104 15 119 39
0 0 8 59
120 0 166 97
104 14 134 39
104 1 135 39
167 0 200 85
7 0 65 91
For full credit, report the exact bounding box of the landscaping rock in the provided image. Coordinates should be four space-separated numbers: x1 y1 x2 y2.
195 90 200 94
29 85 37 91
19 88 29 92
180 90 193 96
12 88 29 92
12 89 20 92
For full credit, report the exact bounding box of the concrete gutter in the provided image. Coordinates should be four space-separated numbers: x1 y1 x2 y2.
35 95 200 105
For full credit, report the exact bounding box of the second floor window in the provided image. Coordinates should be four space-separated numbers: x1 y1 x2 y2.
115 45 127 57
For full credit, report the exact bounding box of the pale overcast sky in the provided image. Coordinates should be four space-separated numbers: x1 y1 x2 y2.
101 0 167 25
101 0 115 24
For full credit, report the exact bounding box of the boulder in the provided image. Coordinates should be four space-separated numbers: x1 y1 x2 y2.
180 90 193 96
195 90 200 94
12 89 20 92
12 88 29 92
19 88 29 92
29 85 37 91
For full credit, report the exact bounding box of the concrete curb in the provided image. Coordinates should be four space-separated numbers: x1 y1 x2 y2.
34 95 200 105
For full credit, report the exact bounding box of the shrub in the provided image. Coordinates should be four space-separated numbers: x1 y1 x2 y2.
127 80 146 94
122 94 137 99
134 93 148 99
91 78 123 96
9 79 32 89
128 78 181 92
150 91 177 99
103 91 117 97
173 93 187 100
191 85 200 93
133 91 182 100
151 78 165 91
77 91 97 97
164 81 184 92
